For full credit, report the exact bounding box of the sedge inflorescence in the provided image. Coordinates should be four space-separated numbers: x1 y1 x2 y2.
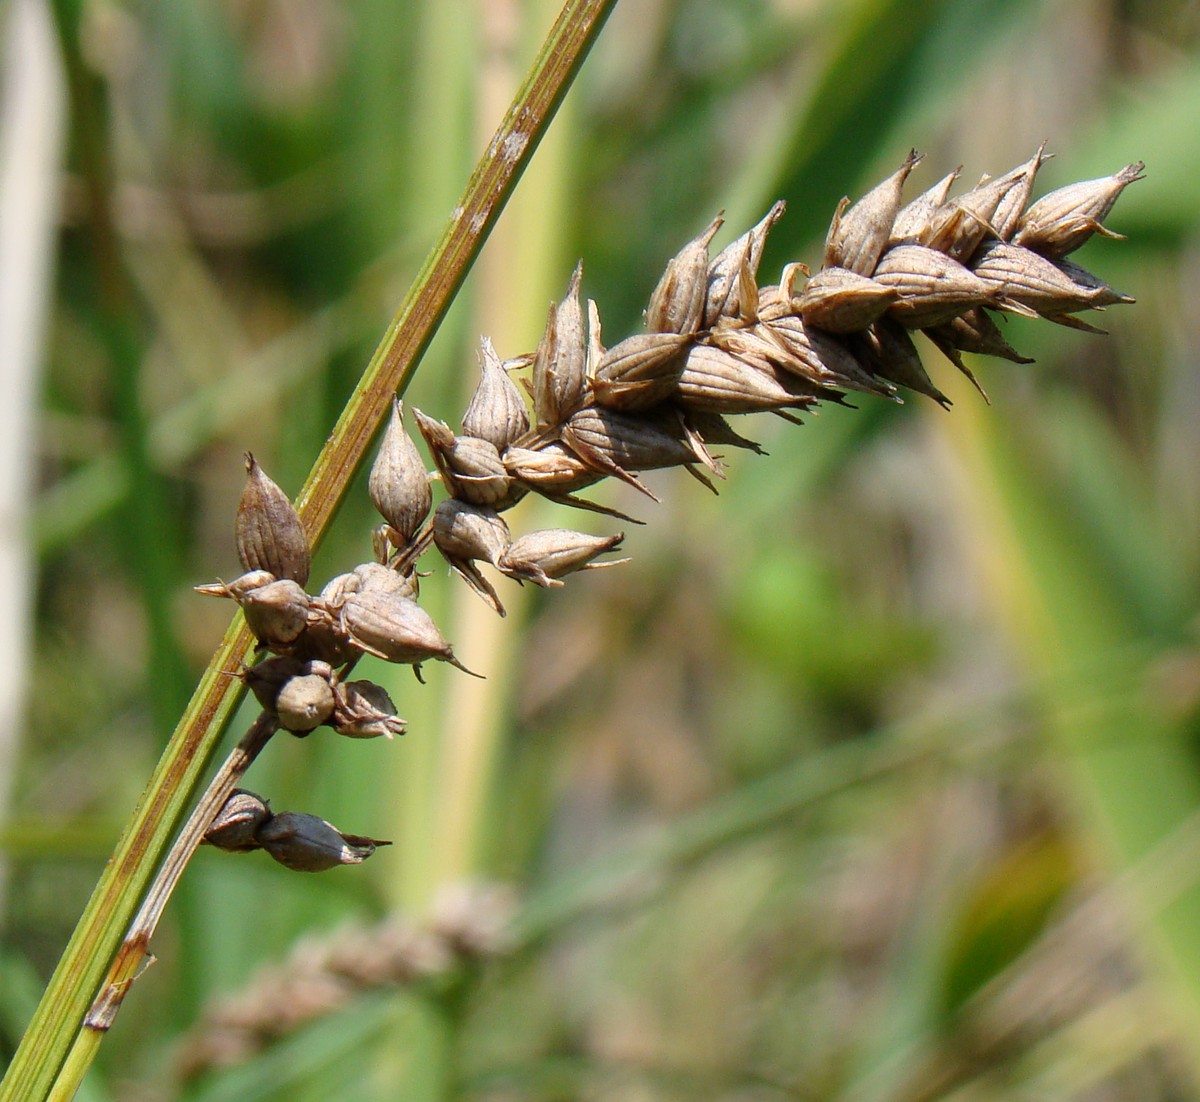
196 147 1142 872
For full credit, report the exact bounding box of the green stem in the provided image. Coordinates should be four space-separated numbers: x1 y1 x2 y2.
0 3 617 1099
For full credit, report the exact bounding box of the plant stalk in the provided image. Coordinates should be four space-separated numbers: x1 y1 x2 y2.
0 2 617 1098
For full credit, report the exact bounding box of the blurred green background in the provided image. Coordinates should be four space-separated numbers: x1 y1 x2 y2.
3 0 1200 1098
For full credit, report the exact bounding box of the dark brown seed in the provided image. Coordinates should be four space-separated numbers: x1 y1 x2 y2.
257 812 387 872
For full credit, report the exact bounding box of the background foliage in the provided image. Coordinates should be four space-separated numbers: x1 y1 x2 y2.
4 0 1200 1098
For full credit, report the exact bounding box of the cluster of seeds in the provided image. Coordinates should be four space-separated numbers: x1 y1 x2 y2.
177 881 515 1076
198 148 1142 871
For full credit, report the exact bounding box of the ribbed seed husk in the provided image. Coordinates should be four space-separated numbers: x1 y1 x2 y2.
924 308 1033 364
275 673 336 733
970 241 1103 315
442 435 513 507
989 143 1051 241
563 406 698 472
545 263 588 422
918 170 1023 262
592 332 689 411
765 315 895 397
498 529 626 586
502 442 603 493
432 498 510 566
676 344 815 414
257 812 382 872
851 319 948 407
240 578 311 648
890 168 960 244
368 400 432 544
873 244 997 327
824 149 921 276
462 337 530 451
204 790 272 852
794 266 899 333
333 680 406 739
1013 162 1145 258
339 588 461 667
647 215 723 335
705 201 785 326
236 454 311 587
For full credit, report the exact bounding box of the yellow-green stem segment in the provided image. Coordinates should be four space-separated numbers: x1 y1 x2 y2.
0 2 617 1098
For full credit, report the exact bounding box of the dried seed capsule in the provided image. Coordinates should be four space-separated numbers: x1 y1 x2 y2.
239 578 311 649
236 454 311 587
498 529 627 587
890 168 961 243
705 201 785 325
990 143 1051 241
444 436 514 508
1013 162 1144 258
462 337 530 451
551 262 588 418
764 316 895 397
257 811 386 872
970 241 1104 314
369 400 433 543
275 673 336 734
339 588 477 675
332 680 406 739
563 407 699 473
529 303 559 431
924 308 1033 365
824 150 922 276
502 442 602 494
241 655 307 711
676 344 815 414
646 214 723 335
592 332 689 411
414 410 521 509
918 168 1029 262
850 320 950 407
433 498 511 566
352 561 418 599
793 266 899 333
204 789 272 852
873 244 996 327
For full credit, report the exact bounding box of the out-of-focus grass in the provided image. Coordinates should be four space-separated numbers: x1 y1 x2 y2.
5 0 1200 1099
